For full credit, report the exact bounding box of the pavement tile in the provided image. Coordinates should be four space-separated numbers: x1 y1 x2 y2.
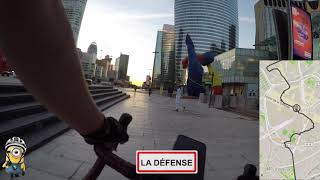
26 150 83 178
0 168 66 180
69 162 128 180
49 143 97 164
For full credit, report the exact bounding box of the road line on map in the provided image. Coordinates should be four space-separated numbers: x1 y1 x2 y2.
266 61 315 180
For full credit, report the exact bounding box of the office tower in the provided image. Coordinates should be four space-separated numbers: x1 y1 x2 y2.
175 0 239 83
152 25 176 89
115 54 129 80
63 0 88 44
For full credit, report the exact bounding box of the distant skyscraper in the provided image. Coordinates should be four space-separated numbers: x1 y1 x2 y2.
115 54 129 80
78 42 98 79
87 42 98 55
63 0 87 44
174 0 239 83
152 25 176 89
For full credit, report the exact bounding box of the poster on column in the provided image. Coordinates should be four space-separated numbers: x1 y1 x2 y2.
292 5 313 60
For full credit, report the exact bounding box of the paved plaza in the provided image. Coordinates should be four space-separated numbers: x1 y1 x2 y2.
0 90 259 180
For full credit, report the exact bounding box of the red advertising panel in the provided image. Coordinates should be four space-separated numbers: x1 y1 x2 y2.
292 6 313 60
0 50 12 72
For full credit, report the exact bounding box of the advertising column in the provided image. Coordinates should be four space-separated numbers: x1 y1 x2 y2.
291 6 313 60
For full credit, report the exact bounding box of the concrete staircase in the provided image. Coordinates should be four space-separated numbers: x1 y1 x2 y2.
0 84 130 163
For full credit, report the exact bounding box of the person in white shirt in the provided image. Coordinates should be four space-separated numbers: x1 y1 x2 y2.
175 80 186 112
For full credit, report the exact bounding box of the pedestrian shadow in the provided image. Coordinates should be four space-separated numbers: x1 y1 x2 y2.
173 109 202 117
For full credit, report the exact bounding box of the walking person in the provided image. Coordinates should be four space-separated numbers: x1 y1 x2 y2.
175 80 186 112
148 86 152 96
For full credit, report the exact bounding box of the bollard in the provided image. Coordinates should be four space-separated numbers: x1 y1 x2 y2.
199 93 207 103
230 96 237 108
214 95 223 108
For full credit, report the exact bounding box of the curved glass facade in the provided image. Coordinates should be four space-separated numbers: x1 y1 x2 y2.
63 0 87 44
175 0 239 82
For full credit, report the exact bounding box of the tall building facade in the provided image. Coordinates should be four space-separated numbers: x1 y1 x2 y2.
152 25 176 89
115 54 129 80
152 31 163 88
95 55 112 81
77 42 98 79
306 1 320 59
255 0 320 59
63 0 87 44
174 0 239 83
213 48 271 110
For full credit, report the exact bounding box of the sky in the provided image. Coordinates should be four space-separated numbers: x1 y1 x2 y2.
77 0 258 85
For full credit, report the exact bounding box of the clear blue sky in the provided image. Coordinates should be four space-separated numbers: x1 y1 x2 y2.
78 0 257 83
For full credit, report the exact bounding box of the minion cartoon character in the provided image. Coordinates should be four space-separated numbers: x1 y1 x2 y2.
2 137 27 178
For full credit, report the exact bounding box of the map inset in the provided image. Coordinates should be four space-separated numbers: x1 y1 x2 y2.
260 60 320 180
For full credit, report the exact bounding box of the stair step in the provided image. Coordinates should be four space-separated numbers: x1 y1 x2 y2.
90 88 117 94
0 92 35 106
0 91 124 121
0 85 130 165
100 95 130 112
0 84 112 94
0 112 55 137
0 85 27 94
95 93 126 106
0 89 118 106
92 91 121 100
0 102 46 121
0 94 129 142
0 120 70 164
88 85 113 90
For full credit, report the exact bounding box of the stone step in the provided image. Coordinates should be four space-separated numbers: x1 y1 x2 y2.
0 101 45 121
0 84 113 94
0 112 56 138
0 84 27 94
92 91 122 100
0 93 130 165
89 85 113 90
0 88 118 106
95 93 126 106
0 92 124 121
0 93 129 139
99 94 130 112
0 120 70 164
90 88 117 95
0 92 35 106
0 94 129 144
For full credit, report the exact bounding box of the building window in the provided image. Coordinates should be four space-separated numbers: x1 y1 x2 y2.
268 0 272 6
282 0 286 7
273 0 277 7
264 0 268 6
278 0 282 7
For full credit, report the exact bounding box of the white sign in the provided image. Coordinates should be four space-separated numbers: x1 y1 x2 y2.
136 150 198 174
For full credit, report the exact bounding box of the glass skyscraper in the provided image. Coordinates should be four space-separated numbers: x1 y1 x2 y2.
115 54 129 81
175 0 239 83
63 0 87 44
152 25 176 89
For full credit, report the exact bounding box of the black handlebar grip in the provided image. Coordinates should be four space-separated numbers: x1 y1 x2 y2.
119 113 132 132
118 113 132 144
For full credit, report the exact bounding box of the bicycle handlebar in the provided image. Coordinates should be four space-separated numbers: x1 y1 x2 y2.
82 114 162 180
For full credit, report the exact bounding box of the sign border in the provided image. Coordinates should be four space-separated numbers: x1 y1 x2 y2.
136 150 198 174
